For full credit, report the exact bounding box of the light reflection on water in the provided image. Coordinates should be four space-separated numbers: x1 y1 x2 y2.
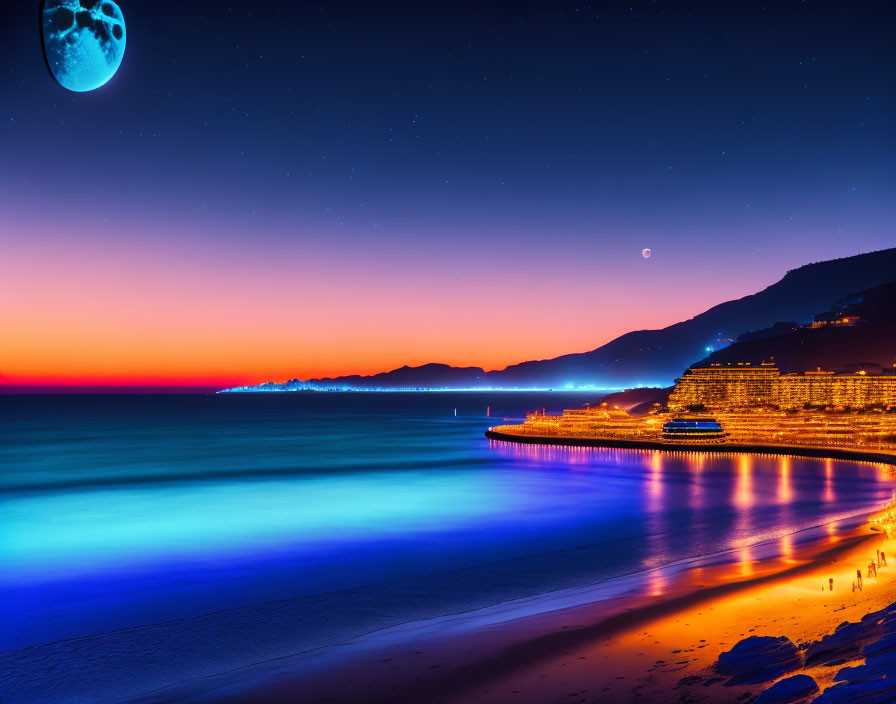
736 454 754 508
779 456 793 504
780 532 794 562
825 458 836 503
2 393 895 653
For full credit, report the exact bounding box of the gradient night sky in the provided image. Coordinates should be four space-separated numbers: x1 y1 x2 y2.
1 2 893 390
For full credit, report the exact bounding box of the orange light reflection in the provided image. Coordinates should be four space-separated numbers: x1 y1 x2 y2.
824 459 835 503
778 456 793 504
739 546 754 576
735 455 753 508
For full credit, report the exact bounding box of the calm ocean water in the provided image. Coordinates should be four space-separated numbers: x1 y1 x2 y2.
2 393 895 701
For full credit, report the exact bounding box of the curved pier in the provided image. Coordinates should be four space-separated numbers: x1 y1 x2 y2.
485 429 896 465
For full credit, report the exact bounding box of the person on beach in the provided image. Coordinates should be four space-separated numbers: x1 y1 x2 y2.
852 581 856 592
829 577 834 591
882 551 888 566
857 570 863 589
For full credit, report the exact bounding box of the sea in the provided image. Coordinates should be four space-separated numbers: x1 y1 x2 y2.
2 392 894 702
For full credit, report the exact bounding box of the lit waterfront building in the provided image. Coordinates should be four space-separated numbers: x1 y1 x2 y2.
808 313 860 329
669 362 896 411
667 362 780 410
713 408 896 450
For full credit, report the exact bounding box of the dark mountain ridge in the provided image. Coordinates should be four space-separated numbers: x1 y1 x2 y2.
298 363 487 389
222 247 896 392
484 247 896 388
242 363 489 391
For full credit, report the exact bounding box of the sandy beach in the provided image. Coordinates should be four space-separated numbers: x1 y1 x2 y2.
461 526 896 704
124 507 896 704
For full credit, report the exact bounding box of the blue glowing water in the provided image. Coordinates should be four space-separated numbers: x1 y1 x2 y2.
1 393 894 702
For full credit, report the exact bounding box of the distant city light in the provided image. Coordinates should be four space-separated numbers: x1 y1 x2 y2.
219 386 630 393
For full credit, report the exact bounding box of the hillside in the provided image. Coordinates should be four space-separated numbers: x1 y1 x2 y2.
484 248 896 388
697 281 896 374
593 386 673 416
308 363 488 389
223 247 896 392
235 363 489 391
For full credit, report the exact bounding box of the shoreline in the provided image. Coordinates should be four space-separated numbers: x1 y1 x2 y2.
455 525 896 704
485 429 896 466
123 515 893 703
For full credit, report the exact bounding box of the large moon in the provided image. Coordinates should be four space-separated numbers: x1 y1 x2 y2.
41 0 126 93
642 248 651 259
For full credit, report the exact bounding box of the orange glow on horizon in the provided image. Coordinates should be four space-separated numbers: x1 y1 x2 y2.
0 373 243 389
0 218 771 389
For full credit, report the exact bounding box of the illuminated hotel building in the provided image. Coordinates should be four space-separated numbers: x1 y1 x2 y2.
669 362 896 411
667 362 780 409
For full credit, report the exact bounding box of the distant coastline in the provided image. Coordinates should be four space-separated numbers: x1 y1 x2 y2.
217 248 896 397
218 386 618 393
